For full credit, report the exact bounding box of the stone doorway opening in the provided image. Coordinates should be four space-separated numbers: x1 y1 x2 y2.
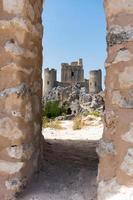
0 1 132 200
18 2 105 199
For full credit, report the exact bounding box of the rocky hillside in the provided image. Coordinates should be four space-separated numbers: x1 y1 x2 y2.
43 84 104 115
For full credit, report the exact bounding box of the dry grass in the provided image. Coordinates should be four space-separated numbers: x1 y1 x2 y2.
43 117 62 129
72 116 85 130
82 111 101 118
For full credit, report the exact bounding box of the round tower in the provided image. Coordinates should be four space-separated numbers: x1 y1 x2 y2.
89 69 102 94
43 68 57 95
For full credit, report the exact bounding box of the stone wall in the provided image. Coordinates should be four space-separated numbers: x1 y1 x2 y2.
97 0 133 199
61 58 84 85
89 70 102 94
43 68 57 95
0 0 133 199
0 0 43 199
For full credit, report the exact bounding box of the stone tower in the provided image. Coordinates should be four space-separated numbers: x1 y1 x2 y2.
61 58 84 85
89 69 102 94
43 68 57 95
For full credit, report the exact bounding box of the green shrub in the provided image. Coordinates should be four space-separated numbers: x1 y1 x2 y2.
89 111 100 117
42 101 62 119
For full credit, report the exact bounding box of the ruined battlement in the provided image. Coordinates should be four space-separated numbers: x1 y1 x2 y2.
89 69 102 94
61 58 84 85
43 59 102 96
61 58 83 68
43 68 57 95
61 58 83 67
71 58 83 66
45 68 56 72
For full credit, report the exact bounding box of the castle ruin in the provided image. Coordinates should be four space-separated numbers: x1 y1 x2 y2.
43 58 102 96
43 68 57 95
0 0 133 199
89 70 102 94
61 58 84 85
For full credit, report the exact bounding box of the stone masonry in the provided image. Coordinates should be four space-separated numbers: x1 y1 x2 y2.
0 0 43 199
97 1 133 199
89 70 102 94
61 58 84 85
43 58 102 95
0 0 133 200
43 68 57 96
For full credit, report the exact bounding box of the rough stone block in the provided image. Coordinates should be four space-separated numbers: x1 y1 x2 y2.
112 90 133 108
120 148 133 176
0 160 24 174
107 25 133 47
122 123 133 143
98 178 133 200
96 139 116 157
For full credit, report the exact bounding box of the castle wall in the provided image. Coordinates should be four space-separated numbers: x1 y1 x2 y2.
97 1 133 199
82 79 89 93
61 59 84 85
43 68 57 95
89 70 102 94
0 0 43 199
57 81 70 88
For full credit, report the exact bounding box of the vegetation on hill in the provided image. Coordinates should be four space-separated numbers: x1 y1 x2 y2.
42 101 64 119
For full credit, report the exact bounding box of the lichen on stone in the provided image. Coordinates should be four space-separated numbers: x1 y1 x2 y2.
5 176 26 191
96 139 116 157
107 25 133 47
0 83 32 97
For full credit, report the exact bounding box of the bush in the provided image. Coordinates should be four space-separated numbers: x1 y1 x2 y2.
42 101 62 119
73 116 85 130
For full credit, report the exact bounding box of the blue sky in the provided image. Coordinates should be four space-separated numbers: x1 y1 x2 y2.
42 0 107 84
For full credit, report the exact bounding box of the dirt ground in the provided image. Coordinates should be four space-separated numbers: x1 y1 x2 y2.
18 119 103 200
